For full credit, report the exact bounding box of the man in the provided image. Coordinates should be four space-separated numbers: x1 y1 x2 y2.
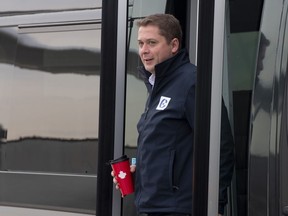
112 13 234 216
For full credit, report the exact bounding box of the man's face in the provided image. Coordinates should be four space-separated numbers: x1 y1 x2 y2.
137 25 179 74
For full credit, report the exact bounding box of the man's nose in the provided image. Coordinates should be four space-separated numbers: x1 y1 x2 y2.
141 43 149 53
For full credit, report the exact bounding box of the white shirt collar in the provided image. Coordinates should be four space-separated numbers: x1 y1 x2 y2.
148 74 155 86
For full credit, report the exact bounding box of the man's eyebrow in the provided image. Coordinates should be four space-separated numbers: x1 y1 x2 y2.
138 38 157 42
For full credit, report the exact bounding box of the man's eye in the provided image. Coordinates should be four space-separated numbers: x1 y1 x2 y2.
148 41 156 45
138 42 144 47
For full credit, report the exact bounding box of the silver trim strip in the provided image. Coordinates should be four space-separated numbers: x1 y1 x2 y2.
0 171 96 178
114 0 127 160
112 1 128 216
0 10 101 27
188 0 199 65
208 0 226 215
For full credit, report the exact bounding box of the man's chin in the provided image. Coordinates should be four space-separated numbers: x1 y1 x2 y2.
144 66 155 74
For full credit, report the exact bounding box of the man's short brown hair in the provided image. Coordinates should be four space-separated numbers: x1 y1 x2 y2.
137 13 183 49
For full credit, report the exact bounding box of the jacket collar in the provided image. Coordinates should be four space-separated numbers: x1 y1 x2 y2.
137 49 190 84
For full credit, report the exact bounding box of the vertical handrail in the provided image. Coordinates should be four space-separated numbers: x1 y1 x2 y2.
193 0 214 214
97 1 118 216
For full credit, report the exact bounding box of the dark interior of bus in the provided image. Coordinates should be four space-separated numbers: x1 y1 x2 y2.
162 1 264 216
165 1 264 216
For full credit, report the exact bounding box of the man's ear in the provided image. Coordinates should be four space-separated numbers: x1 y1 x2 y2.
171 38 180 54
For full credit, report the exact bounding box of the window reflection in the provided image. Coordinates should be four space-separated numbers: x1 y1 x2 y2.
0 24 100 174
125 0 167 150
0 0 101 14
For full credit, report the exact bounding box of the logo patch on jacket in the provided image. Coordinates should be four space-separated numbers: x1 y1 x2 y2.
156 96 171 110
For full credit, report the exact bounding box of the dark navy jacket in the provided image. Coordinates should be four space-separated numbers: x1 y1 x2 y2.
135 49 196 214
135 49 234 214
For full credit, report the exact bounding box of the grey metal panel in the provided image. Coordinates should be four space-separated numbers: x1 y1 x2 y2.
0 206 91 216
268 1 288 215
280 85 288 215
248 0 286 215
273 1 288 215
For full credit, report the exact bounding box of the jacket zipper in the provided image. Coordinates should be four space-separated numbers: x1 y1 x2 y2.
144 84 155 119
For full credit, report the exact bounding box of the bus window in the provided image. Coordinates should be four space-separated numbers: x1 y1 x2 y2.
0 22 100 213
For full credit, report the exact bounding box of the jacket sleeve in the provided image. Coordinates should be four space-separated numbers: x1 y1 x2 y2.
218 99 235 214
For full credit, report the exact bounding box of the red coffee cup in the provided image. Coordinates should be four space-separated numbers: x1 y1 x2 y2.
110 155 134 197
